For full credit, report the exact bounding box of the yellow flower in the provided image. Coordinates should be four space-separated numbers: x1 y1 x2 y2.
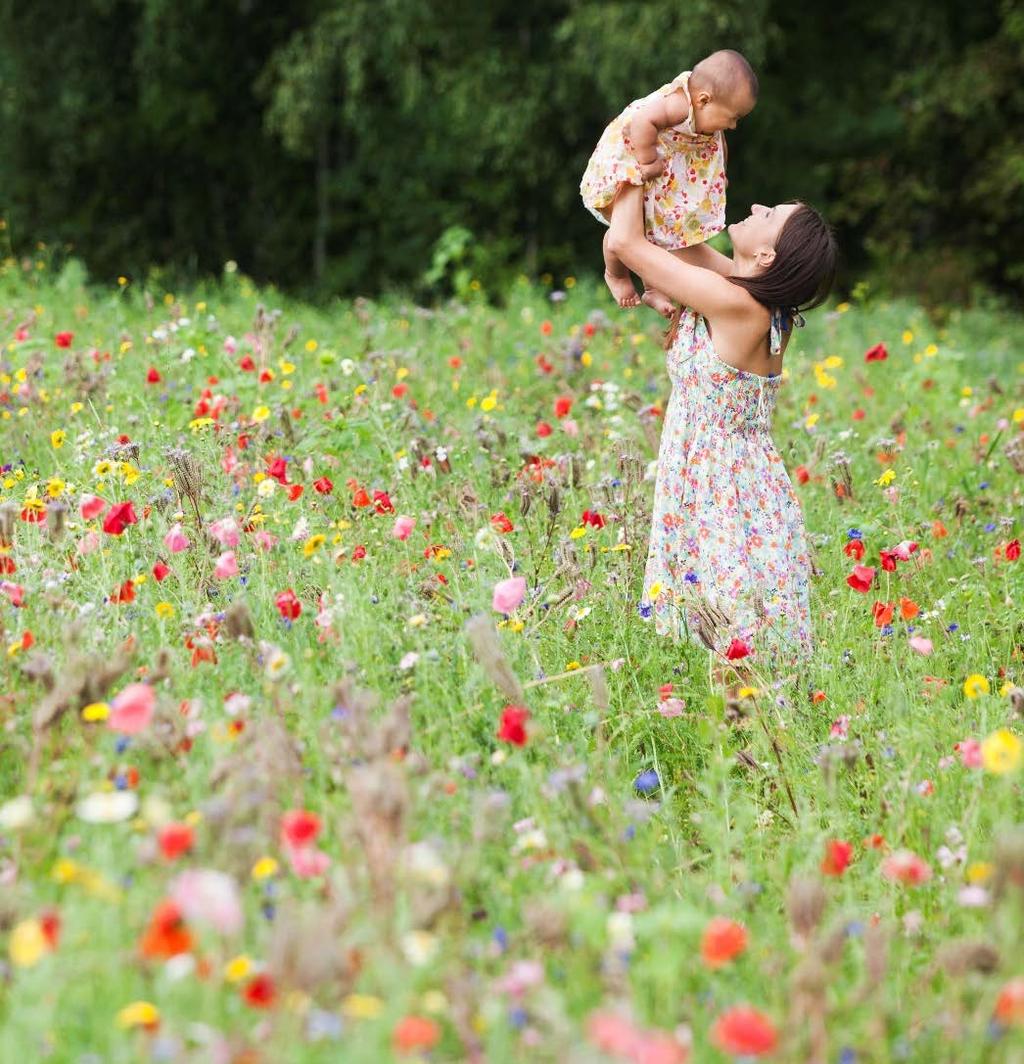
823 355 844 369
480 391 498 412
396 366 409 380
981 729 1022 774
566 660 581 671
924 343 938 357
305 339 318 353
966 861 993 884
117 276 128 286
70 401 83 415
9 919 48 967
804 413 819 429
1013 408 1024 425
93 460 112 477
581 350 592 367
251 405 270 423
342 994 384 1019
963 674 990 699
251 856 279 880
279 360 295 375
50 429 66 448
875 469 896 487
303 534 326 558
46 477 65 498
154 602 175 619
649 582 662 598
902 329 914 344
224 955 252 983
569 526 588 539
82 702 110 722
116 1001 160 1029
836 301 850 313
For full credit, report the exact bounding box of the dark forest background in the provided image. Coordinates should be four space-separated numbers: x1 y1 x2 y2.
2 0 1022 303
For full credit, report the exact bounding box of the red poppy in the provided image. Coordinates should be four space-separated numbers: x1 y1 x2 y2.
313 476 333 495
700 917 748 968
881 849 932 885
540 320 553 336
152 560 170 582
899 596 919 621
55 331 74 348
864 343 888 362
275 589 301 620
872 601 894 627
711 1007 778 1056
794 465 810 485
146 367 162 384
39 909 61 949
491 512 514 534
373 490 395 514
242 973 276 1009
158 823 194 860
554 395 573 419
266 456 289 484
280 809 321 849
995 978 1024 1026
239 354 256 372
1007 539 1021 562
393 1016 441 1054
725 638 750 661
352 488 371 508
139 900 192 959
879 549 897 572
497 705 530 746
102 501 138 536
581 510 606 529
821 839 854 876
111 579 136 605
843 540 865 560
287 484 303 501
846 565 875 592
535 355 554 375
536 421 553 437
352 545 367 561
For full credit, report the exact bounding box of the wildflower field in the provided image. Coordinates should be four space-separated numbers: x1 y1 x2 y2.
2 256 1024 1063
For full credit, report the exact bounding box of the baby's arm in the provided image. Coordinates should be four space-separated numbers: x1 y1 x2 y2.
627 90 690 179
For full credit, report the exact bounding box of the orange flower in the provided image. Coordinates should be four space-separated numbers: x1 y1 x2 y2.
393 1016 441 1054
139 900 192 959
995 978 1024 1026
899 596 919 621
700 916 748 968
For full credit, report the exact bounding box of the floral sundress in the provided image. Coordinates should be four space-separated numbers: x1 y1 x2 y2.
640 306 812 662
580 71 727 250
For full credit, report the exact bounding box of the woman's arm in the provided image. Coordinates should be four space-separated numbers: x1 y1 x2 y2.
673 242 734 277
607 185 745 317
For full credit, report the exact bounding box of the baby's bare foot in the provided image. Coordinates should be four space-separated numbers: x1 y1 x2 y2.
642 288 675 319
604 270 641 309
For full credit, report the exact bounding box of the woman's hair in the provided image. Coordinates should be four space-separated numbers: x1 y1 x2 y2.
730 203 837 314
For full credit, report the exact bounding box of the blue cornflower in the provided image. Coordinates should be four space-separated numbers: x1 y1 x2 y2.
634 769 660 794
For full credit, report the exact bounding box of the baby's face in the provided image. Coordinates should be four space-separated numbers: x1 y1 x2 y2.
694 88 756 135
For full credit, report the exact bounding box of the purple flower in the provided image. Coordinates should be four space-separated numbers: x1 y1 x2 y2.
633 769 660 794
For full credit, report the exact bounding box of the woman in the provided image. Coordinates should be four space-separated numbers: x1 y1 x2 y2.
606 183 837 669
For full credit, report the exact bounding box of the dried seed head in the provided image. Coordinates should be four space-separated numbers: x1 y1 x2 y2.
223 601 254 642
46 502 67 543
937 939 1000 977
464 614 525 702
1008 687 1024 718
787 876 826 938
0 502 16 547
546 484 561 518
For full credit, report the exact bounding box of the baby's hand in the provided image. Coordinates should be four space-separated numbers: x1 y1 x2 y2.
638 157 665 181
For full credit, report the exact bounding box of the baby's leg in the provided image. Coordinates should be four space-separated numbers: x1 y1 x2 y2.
639 246 708 320
602 222 641 309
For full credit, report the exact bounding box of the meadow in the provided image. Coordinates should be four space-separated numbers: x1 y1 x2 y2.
2 252 1024 1063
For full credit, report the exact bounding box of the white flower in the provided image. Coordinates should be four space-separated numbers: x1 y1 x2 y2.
0 795 34 830
401 930 439 966
339 359 355 377
77 790 139 824
404 842 451 888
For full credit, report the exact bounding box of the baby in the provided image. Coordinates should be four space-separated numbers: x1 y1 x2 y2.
581 50 758 317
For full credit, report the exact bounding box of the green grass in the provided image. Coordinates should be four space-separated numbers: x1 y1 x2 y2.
1 254 1024 1062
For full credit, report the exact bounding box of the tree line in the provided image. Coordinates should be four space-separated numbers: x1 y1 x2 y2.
2 0 1021 303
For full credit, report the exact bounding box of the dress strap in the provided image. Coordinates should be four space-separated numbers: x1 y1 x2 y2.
769 306 806 356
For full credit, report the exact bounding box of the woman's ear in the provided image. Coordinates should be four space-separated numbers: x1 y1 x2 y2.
756 246 777 269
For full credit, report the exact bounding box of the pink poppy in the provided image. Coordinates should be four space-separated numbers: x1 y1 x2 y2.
163 523 191 553
108 683 155 734
214 551 238 579
881 849 932 885
209 517 240 547
170 869 243 935
393 515 416 540
908 636 933 655
492 576 526 614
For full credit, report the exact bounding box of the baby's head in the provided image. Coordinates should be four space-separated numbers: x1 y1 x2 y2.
689 50 758 134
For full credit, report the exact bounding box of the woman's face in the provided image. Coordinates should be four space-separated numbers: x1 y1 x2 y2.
728 203 800 263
